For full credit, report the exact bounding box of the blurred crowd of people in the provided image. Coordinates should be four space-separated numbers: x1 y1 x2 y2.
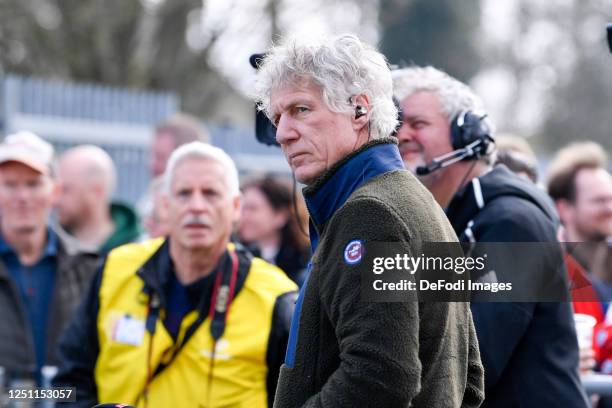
0 34 610 408
0 114 308 408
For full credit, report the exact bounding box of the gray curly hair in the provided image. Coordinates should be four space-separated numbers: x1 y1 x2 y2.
253 33 398 139
392 66 490 127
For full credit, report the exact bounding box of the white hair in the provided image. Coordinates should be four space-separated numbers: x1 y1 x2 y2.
392 66 490 127
163 142 239 197
392 66 496 164
253 33 398 139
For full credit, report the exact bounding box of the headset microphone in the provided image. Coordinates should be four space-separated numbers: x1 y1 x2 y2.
415 138 490 176
415 110 494 176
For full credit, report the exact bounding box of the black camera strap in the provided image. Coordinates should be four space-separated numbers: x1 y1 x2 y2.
141 249 239 405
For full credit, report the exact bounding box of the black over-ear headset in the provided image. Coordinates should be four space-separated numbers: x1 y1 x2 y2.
416 110 495 175
450 110 493 152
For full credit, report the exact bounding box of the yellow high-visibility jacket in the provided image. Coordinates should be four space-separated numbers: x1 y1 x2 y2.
54 238 298 408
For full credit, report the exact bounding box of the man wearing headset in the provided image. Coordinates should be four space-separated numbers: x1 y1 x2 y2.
53 142 297 407
393 66 589 407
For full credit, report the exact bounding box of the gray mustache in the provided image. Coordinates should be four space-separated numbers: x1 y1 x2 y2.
181 217 212 228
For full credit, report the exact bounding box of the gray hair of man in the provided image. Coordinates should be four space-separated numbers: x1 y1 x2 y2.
163 142 240 198
392 66 496 164
253 33 398 139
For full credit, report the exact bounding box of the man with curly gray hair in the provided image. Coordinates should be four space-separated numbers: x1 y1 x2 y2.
255 34 484 408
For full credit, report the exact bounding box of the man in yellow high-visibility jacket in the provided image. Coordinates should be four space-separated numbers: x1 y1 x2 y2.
54 142 297 408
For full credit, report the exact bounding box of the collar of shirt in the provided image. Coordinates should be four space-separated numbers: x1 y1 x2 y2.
0 227 58 259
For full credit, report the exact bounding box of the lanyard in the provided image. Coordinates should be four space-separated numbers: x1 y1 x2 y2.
205 250 239 406
142 249 239 407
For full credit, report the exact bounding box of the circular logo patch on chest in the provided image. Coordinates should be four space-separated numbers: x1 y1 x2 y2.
344 240 363 265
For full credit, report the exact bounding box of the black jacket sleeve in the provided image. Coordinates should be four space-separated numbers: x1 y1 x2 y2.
53 266 103 407
469 204 553 388
266 291 298 407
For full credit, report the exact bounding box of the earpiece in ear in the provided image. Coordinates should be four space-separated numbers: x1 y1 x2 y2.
355 106 367 119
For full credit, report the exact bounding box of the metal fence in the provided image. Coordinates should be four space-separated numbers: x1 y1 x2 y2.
2 75 176 124
0 75 289 207
1 75 178 205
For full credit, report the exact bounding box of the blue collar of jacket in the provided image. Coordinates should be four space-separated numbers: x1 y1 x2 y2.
302 137 403 251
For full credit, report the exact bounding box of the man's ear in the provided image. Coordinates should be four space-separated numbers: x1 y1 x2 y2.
50 178 61 204
91 182 106 201
232 194 242 224
555 199 574 226
351 93 371 131
161 191 170 213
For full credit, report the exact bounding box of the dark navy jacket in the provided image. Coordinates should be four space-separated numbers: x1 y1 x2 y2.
446 165 589 408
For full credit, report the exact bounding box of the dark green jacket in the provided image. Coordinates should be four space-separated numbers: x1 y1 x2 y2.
100 202 141 253
274 139 484 408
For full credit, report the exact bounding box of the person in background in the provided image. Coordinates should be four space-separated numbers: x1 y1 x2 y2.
547 141 612 272
141 176 169 239
238 175 310 286
494 133 539 183
547 142 612 370
54 142 297 408
56 145 141 253
139 113 210 222
393 65 589 408
547 142 612 297
0 131 98 384
150 113 210 178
